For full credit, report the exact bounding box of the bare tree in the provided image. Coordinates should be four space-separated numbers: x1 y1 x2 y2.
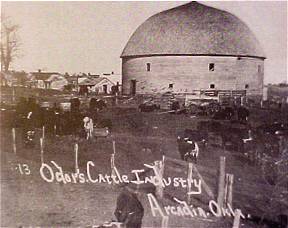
1 17 21 72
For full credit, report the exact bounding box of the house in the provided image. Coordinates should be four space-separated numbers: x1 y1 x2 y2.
29 70 68 90
78 77 115 95
29 70 59 89
47 74 68 90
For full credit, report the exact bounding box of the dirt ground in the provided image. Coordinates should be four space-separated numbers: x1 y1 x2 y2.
0 100 287 227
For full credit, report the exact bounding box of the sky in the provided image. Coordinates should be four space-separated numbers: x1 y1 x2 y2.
1 1 287 84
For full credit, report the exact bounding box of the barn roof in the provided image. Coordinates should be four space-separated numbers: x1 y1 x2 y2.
30 72 60 81
121 1 265 59
78 77 114 86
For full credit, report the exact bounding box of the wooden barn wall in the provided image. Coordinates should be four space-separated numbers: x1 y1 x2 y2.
122 56 264 96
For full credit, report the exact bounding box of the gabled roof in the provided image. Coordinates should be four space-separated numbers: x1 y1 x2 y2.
78 77 114 86
46 74 67 82
30 72 60 81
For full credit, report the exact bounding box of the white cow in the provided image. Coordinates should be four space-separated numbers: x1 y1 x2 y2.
83 117 93 140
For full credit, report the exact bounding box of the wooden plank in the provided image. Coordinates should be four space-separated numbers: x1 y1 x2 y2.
12 128 16 154
161 216 169 228
40 138 44 164
74 143 79 173
155 160 164 199
217 156 226 208
233 209 242 228
224 173 234 208
187 163 193 204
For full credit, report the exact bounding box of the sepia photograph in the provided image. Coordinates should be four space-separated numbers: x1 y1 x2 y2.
0 1 287 227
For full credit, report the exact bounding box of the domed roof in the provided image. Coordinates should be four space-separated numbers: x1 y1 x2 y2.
121 2 265 59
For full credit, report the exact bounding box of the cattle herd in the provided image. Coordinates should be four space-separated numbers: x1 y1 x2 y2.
1 96 287 183
0 96 111 146
135 97 288 186
1 94 288 227
175 102 287 185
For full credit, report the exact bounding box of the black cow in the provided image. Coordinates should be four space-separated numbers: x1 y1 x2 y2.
89 98 98 112
70 97 81 113
114 188 144 228
177 129 206 162
89 98 107 113
39 107 57 135
171 101 180 111
94 99 107 111
15 97 42 128
213 106 235 120
237 106 249 122
21 112 36 147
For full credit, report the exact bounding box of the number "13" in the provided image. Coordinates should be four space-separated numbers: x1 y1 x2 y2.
17 164 31 175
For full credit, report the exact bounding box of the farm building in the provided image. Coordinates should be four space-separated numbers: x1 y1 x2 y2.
121 2 265 100
29 70 68 90
78 77 115 95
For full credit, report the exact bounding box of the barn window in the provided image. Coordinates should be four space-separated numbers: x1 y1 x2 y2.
146 63 151 72
209 63 215 71
245 84 249 89
169 83 173 89
210 84 215 89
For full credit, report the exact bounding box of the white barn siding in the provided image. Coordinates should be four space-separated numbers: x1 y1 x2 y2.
90 78 114 94
122 56 264 96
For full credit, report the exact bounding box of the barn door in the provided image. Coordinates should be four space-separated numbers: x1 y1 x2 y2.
130 80 136 95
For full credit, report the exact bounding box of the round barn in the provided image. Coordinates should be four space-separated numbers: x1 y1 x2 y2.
121 2 265 99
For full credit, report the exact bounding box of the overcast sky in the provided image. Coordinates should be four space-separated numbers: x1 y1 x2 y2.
1 1 287 84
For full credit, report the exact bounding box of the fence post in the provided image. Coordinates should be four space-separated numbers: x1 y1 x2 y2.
187 162 193 204
224 173 234 208
111 141 116 185
112 140 116 154
42 125 45 139
40 138 44 164
260 100 263 108
12 86 15 103
115 92 119 106
74 143 79 173
111 153 116 185
12 128 16 154
161 216 169 228
232 209 242 228
155 158 164 199
217 156 226 209
54 124 57 136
